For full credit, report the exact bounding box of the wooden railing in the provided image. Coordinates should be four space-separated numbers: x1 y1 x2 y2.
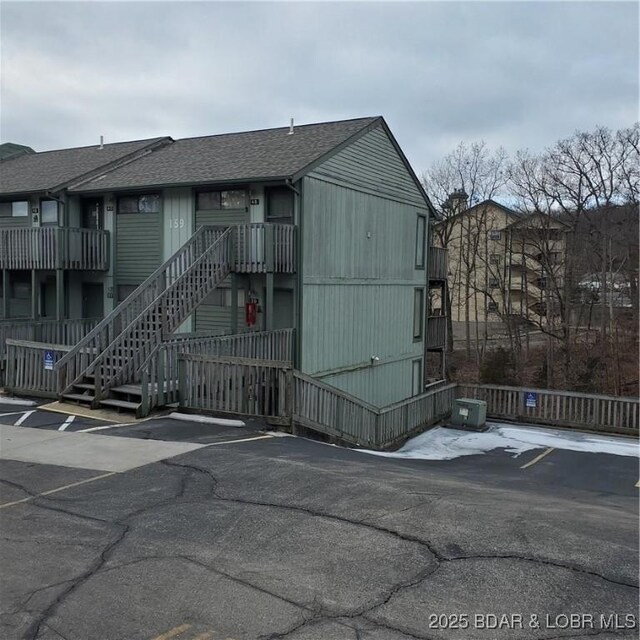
293 371 380 446
178 354 292 423
139 329 295 415
91 228 233 401
376 383 457 447
457 384 639 436
5 339 75 398
177 355 456 448
233 223 296 273
0 227 110 270
0 318 98 386
55 225 229 397
428 246 447 281
426 315 447 349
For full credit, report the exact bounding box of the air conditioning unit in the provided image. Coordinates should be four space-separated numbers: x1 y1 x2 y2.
451 398 487 431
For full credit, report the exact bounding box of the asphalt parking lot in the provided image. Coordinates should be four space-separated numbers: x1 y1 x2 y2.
0 402 638 640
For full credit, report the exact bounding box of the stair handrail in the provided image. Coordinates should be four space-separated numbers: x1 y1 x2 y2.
90 228 234 398
54 225 227 391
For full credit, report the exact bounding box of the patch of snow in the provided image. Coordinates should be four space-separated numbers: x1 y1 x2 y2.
0 396 37 407
358 423 639 461
168 412 245 428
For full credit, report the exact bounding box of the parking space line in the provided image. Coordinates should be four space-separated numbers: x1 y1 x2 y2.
13 410 35 427
151 624 192 640
207 435 274 446
0 411 33 419
0 472 117 509
520 447 555 469
58 415 75 431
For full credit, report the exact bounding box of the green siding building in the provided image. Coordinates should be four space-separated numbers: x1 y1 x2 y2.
0 117 446 407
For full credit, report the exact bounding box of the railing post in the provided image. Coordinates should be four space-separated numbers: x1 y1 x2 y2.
177 356 187 408
265 224 275 273
139 369 150 418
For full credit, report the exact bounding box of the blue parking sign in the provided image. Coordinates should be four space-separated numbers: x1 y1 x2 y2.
44 350 55 371
525 392 537 408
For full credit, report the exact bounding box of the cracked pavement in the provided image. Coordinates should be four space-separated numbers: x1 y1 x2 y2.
0 420 638 640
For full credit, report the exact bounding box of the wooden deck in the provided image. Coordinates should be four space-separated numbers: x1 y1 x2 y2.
0 227 110 270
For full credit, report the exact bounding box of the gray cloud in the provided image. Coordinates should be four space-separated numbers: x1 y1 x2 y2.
1 1 637 173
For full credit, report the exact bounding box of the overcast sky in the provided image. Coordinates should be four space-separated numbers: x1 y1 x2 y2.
1 1 638 174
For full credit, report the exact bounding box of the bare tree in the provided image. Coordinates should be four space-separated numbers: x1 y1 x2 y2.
508 123 639 390
422 142 509 357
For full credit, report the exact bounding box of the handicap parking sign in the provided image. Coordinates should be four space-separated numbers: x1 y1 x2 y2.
44 350 55 371
525 391 537 408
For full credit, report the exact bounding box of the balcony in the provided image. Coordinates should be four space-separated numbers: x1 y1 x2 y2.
232 223 296 274
426 315 447 349
428 246 447 281
0 227 110 271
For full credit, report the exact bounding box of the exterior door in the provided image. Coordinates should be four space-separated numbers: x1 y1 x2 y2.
82 198 103 229
82 283 104 319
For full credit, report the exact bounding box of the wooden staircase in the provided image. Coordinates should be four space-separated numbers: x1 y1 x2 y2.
57 226 234 415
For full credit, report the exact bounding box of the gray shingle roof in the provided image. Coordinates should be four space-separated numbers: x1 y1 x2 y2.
0 137 168 195
71 117 380 192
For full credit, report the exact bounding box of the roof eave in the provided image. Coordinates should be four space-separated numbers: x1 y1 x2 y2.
69 175 291 195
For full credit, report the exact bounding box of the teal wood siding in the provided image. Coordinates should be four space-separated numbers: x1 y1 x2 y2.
194 201 249 331
163 188 193 260
321 360 416 408
115 214 161 282
307 125 426 206
300 164 428 405
194 298 243 334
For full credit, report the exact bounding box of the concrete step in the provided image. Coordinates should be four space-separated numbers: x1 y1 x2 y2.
98 398 140 412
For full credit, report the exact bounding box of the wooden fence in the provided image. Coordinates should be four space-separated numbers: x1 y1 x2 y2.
139 329 294 415
0 227 110 270
4 339 75 397
293 371 380 446
178 354 292 423
178 355 457 448
0 318 98 385
457 384 639 436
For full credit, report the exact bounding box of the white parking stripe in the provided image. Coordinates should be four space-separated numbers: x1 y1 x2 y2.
13 411 35 427
58 415 75 431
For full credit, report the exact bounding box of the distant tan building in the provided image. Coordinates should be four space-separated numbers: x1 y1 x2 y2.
434 192 568 342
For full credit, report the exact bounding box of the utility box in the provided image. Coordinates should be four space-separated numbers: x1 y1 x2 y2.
451 398 487 430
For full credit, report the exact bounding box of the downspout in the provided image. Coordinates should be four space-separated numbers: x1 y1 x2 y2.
285 178 302 370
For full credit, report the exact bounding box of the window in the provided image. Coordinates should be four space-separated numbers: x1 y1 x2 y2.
489 230 501 240
415 215 426 268
413 288 424 340
412 359 423 396
197 190 247 211
265 186 293 220
117 194 160 214
488 277 499 289
41 200 58 225
487 301 498 314
489 254 501 265
0 201 29 218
